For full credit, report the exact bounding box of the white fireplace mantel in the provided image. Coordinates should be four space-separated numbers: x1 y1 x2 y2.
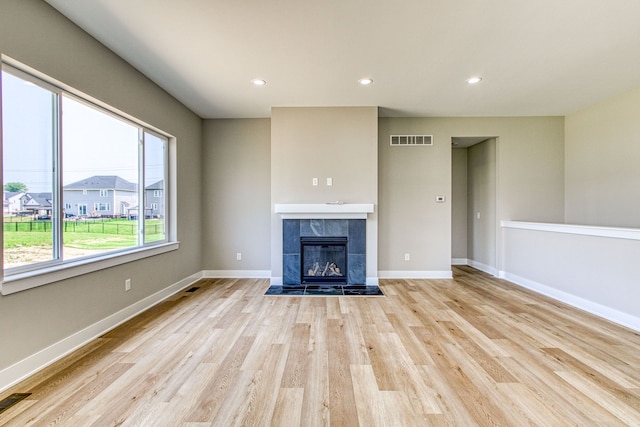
274 203 374 219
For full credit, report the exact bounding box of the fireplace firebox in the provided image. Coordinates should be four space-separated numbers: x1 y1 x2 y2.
300 236 347 284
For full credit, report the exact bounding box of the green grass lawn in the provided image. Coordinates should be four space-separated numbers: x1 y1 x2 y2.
4 219 165 250
3 231 166 249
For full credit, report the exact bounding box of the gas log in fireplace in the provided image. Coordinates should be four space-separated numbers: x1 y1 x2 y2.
300 236 347 284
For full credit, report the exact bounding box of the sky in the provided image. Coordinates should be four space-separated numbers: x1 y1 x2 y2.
2 70 165 193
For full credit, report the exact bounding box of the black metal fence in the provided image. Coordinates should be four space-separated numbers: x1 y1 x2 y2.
3 220 163 236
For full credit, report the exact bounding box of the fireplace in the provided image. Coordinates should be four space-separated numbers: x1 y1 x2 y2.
282 218 366 286
301 236 347 284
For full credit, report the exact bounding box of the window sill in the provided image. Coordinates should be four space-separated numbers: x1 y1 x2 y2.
1 242 180 295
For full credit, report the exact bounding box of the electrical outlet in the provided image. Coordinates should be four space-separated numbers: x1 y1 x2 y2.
125 278 131 291
326 177 333 186
404 253 410 261
312 177 318 186
236 252 242 261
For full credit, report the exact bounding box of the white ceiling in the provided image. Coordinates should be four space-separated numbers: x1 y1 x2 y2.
44 0 640 119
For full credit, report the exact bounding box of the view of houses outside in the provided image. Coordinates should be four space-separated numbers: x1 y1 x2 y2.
3 175 165 269
63 175 138 218
2 69 166 270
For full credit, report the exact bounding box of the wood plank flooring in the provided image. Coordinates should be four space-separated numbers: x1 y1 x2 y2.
1 266 640 426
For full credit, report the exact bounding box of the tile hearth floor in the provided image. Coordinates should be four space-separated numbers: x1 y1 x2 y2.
265 284 384 296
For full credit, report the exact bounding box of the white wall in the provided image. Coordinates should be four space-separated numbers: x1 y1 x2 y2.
0 0 202 379
565 85 640 227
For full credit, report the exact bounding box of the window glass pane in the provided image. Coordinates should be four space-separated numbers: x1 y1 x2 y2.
2 62 172 279
2 71 56 269
61 95 139 260
144 131 166 243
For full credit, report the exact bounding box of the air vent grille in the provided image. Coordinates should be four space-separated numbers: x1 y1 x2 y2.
390 135 433 146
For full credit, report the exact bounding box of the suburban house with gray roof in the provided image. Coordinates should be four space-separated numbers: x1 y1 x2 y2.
3 191 25 216
63 175 137 218
145 180 165 218
20 193 53 218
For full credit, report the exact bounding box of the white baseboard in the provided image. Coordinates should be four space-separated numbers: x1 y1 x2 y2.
0 272 203 394
203 270 271 278
501 271 640 333
451 258 468 265
378 270 453 279
468 260 497 276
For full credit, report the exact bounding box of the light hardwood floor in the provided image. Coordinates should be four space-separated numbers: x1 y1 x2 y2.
1 266 640 426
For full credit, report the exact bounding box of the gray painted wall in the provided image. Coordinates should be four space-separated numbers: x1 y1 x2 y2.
0 0 202 370
201 119 271 271
565 85 640 227
378 118 452 272
467 139 496 270
502 225 640 329
379 117 564 273
201 116 564 277
451 148 468 260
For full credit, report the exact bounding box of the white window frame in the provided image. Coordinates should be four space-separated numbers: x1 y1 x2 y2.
153 190 162 198
99 189 108 197
1 58 178 295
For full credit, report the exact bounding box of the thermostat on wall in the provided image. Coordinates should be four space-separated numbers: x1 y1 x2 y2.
435 195 446 203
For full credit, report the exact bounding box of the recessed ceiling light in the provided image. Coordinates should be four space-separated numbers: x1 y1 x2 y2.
358 78 373 86
466 76 482 84
251 79 267 86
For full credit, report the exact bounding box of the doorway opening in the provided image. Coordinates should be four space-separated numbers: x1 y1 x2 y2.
451 136 498 276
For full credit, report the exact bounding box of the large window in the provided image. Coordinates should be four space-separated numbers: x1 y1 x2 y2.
2 63 170 279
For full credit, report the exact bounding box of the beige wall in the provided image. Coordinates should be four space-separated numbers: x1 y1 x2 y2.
451 149 468 260
378 118 452 272
202 116 563 277
439 117 564 225
565 85 640 227
378 117 564 274
201 119 271 271
0 0 202 370
467 139 496 271
270 107 378 279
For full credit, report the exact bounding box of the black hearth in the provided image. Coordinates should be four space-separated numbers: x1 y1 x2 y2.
301 236 347 284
